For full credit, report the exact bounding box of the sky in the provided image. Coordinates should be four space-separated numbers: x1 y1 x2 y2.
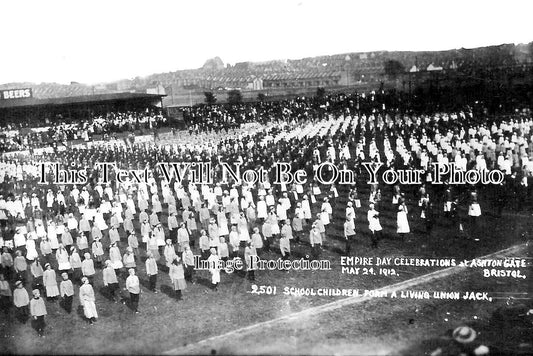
0 0 531 85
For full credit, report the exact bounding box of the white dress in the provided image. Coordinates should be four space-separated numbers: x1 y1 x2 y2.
79 284 98 319
468 203 481 217
206 191 216 209
94 212 108 231
163 186 173 205
48 227 60 250
276 205 287 221
112 206 124 224
320 211 330 225
56 249 72 270
26 239 39 261
397 211 410 234
368 210 382 232
109 247 123 269
100 201 112 215
36 224 46 238
237 220 250 241
152 196 162 213
208 254 221 284
256 201 268 219
269 214 280 235
43 270 60 297
217 215 229 236
126 198 136 214
265 194 275 207
302 199 312 219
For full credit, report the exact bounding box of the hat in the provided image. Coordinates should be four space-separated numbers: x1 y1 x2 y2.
81 276 88 284
44 263 51 269
61 272 69 278
15 280 23 287
32 289 40 296
105 260 112 266
452 326 477 344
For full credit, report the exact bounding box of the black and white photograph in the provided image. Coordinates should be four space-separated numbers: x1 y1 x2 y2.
0 1 532 355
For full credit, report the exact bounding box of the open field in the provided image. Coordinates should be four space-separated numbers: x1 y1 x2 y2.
167 244 531 355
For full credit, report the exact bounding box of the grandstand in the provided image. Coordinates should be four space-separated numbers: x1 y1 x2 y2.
0 90 167 153
0 90 165 123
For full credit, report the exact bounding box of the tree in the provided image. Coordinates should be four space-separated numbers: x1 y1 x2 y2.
315 87 326 105
227 90 243 104
204 91 217 105
202 57 224 70
384 60 405 80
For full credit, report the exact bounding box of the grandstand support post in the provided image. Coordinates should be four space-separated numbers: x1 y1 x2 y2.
408 72 414 111
345 55 351 88
171 85 174 105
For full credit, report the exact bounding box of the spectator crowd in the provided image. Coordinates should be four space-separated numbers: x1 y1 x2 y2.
0 110 166 153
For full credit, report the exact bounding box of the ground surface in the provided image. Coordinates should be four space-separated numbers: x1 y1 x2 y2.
167 244 531 356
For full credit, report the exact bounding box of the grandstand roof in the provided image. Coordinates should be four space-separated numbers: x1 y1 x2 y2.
0 92 165 110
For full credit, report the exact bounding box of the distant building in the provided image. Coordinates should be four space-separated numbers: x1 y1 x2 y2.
262 70 342 89
147 84 166 95
427 63 443 71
